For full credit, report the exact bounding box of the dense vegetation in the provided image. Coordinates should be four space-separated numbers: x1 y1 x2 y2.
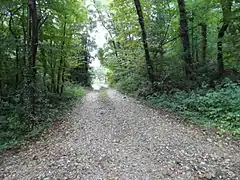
147 80 240 137
96 0 240 136
1 0 240 149
0 0 93 149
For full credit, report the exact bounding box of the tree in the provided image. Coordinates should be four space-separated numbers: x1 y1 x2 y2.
28 0 40 111
177 0 193 80
93 0 118 57
200 23 207 64
134 0 154 84
96 0 240 93
0 0 92 142
217 0 233 76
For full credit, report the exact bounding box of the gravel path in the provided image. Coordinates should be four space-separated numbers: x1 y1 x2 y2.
1 89 240 180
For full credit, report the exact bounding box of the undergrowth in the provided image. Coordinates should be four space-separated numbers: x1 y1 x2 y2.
146 79 240 138
0 84 84 151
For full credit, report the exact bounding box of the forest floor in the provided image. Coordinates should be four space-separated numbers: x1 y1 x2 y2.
0 89 240 180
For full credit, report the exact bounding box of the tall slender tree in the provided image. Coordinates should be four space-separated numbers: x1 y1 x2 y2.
57 15 67 94
134 0 154 84
177 0 193 80
200 23 207 64
28 0 39 112
217 0 233 76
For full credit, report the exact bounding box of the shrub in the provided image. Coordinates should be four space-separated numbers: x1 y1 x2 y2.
146 79 240 138
0 83 84 151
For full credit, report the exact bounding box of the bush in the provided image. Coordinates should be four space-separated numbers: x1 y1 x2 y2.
114 70 152 96
0 84 85 151
63 83 85 98
146 79 240 138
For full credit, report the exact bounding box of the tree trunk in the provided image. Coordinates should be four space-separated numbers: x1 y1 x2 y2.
111 40 118 57
21 5 27 82
28 0 39 113
60 61 66 94
49 40 56 93
57 16 67 94
191 11 194 62
134 0 154 84
0 51 3 96
39 31 47 90
217 24 228 75
195 37 199 62
9 12 20 88
0 19 4 96
28 0 38 80
177 0 193 80
200 23 207 64
41 47 47 88
217 0 232 76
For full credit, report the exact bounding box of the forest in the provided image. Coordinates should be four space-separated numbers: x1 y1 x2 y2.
96 0 240 137
0 0 93 149
0 0 240 150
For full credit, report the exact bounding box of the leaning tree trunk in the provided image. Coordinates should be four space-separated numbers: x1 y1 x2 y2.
134 0 154 84
177 0 193 80
217 0 232 76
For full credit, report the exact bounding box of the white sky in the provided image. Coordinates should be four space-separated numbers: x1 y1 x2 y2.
86 0 109 89
89 22 107 67
86 0 109 67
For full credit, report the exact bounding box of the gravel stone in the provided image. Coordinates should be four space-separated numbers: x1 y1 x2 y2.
0 89 239 179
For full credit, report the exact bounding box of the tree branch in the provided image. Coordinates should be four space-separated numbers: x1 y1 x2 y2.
38 15 48 29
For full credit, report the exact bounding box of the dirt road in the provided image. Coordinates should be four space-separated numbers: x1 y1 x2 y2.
1 89 239 179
